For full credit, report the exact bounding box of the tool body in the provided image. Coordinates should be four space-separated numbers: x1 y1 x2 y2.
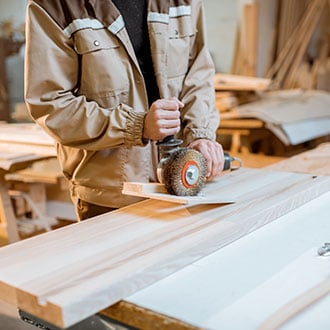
157 135 241 196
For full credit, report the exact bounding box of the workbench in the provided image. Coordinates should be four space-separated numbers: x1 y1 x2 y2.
0 123 57 243
0 141 329 330
102 143 330 329
103 192 330 330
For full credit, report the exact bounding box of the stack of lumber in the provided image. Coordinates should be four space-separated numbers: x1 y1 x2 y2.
223 89 330 146
267 0 329 90
216 0 330 154
213 73 271 113
0 122 56 156
231 0 329 91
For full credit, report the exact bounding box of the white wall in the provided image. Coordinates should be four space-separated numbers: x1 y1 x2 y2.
204 0 239 72
0 0 26 26
0 0 27 114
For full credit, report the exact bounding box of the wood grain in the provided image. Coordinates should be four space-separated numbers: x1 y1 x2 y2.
122 181 235 205
0 168 329 328
0 171 20 243
0 123 56 157
267 142 330 176
213 73 271 91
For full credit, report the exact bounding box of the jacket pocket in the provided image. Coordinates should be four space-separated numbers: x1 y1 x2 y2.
74 28 119 54
73 28 129 104
167 16 195 78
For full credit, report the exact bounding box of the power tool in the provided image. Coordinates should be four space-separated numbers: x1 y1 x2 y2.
157 135 241 196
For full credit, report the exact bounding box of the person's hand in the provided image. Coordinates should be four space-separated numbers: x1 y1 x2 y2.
143 97 184 141
188 139 224 181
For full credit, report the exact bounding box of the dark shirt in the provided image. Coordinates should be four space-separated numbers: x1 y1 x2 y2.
112 0 160 105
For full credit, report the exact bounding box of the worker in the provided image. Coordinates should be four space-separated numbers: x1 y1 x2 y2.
25 0 224 220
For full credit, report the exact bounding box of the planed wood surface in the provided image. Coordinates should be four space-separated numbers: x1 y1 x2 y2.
267 142 330 176
0 168 329 328
0 150 46 172
122 181 235 205
213 73 271 91
113 191 330 330
0 123 56 157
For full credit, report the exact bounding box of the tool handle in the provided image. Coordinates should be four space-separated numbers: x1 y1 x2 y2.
223 152 242 171
157 135 182 147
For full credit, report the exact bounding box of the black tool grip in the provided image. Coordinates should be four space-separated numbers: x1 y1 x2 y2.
157 135 182 147
223 152 242 171
223 152 232 171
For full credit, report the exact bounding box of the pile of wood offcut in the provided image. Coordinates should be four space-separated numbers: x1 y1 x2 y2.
215 0 330 151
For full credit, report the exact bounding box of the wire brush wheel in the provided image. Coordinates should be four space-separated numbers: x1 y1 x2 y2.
163 148 207 196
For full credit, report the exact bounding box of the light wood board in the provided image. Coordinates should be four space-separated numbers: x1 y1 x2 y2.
267 142 330 176
0 123 56 157
122 181 235 205
0 168 329 328
213 73 271 91
0 150 45 172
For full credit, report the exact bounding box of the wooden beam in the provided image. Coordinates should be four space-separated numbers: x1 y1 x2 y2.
122 182 235 205
0 170 20 243
213 73 271 91
0 38 10 122
243 3 258 76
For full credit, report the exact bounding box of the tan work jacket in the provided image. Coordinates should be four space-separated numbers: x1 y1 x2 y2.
25 0 219 208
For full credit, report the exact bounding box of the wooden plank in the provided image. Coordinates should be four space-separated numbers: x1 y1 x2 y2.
283 0 325 88
243 3 258 76
203 248 330 329
0 147 56 244
213 73 271 91
0 168 329 328
0 123 54 146
0 171 20 243
267 0 324 88
0 123 56 157
266 142 330 176
0 151 44 172
0 38 10 122
259 278 330 330
219 119 264 129
122 182 235 205
112 192 330 330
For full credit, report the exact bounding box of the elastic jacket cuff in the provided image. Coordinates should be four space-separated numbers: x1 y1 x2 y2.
125 111 148 146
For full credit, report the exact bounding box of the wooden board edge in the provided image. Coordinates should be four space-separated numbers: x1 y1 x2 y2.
0 281 17 306
16 288 65 329
101 301 204 330
122 182 235 205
